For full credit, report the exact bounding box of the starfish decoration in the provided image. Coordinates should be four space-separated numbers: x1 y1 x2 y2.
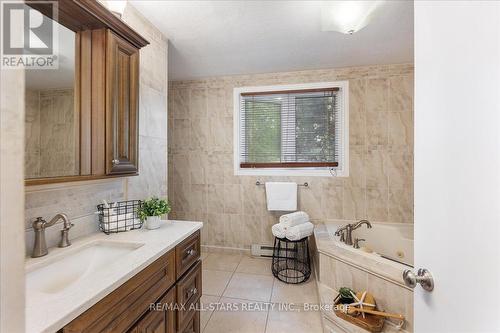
348 291 376 319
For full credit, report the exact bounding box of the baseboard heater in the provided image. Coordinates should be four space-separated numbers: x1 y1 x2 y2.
251 244 275 258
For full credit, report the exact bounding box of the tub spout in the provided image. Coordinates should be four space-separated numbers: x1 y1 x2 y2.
336 220 372 246
352 219 372 231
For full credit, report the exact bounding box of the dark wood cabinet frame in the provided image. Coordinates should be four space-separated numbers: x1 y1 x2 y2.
25 0 149 186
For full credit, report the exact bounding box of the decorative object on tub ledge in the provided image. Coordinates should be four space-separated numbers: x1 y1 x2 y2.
333 287 406 332
271 236 311 284
338 287 355 303
137 197 171 230
97 200 142 234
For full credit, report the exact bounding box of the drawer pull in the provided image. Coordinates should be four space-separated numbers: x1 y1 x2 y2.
186 249 196 257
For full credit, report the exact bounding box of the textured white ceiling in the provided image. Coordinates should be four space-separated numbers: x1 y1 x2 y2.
130 1 414 80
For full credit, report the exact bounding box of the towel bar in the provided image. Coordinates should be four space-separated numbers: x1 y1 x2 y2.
255 181 308 187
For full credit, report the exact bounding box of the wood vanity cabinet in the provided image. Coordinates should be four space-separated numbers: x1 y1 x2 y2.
61 230 201 333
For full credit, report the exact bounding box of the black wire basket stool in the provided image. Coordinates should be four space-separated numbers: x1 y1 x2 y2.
271 236 311 284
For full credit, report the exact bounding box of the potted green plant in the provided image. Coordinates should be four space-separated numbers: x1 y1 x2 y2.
138 197 171 230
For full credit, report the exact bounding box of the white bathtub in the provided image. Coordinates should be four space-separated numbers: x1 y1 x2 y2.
313 222 415 332
326 222 414 267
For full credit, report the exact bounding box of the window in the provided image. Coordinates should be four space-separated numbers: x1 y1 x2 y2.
234 82 349 177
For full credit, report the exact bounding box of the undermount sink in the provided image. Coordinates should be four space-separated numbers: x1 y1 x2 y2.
26 240 144 294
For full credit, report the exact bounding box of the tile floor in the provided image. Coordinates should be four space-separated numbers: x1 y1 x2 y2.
200 252 323 333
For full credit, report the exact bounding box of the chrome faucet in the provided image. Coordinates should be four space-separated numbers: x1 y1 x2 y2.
32 213 74 258
334 220 372 246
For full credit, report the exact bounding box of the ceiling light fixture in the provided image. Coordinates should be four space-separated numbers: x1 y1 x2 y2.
102 0 127 18
321 1 384 35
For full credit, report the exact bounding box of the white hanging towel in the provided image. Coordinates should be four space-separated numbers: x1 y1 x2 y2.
285 222 314 241
271 223 287 238
265 182 298 211
279 211 309 228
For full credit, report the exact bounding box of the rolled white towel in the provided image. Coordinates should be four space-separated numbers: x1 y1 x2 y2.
279 211 309 228
285 222 314 241
271 223 287 238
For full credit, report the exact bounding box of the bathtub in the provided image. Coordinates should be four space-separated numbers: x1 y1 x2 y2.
313 222 414 332
326 221 414 267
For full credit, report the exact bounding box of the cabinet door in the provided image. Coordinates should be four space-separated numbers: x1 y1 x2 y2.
131 287 176 333
131 310 165 333
106 29 139 175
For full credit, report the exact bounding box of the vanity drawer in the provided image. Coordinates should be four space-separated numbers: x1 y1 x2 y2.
178 305 200 333
63 249 176 333
176 260 202 331
175 230 200 278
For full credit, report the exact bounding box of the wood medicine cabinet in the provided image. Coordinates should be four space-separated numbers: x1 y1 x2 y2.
25 0 149 186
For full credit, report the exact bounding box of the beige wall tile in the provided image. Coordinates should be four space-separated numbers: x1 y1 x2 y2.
223 184 242 214
173 119 190 150
343 186 367 220
388 112 413 147
366 111 388 145
207 213 226 246
388 187 413 223
321 183 343 220
189 88 207 118
389 75 413 113
173 88 189 119
188 152 207 184
206 152 225 184
366 78 388 113
365 148 388 188
169 64 414 250
386 149 413 188
208 184 225 214
346 145 365 188
367 187 389 221
190 117 208 151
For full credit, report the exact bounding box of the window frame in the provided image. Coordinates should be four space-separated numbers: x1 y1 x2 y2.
233 81 349 177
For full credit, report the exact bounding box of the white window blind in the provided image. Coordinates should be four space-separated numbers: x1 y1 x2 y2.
238 87 342 169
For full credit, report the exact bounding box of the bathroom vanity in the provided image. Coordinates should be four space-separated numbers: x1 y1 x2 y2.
25 221 203 333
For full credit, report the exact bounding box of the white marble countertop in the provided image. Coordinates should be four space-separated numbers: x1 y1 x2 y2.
25 220 203 333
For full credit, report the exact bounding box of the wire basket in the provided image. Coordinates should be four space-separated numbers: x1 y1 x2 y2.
97 200 142 234
271 236 311 284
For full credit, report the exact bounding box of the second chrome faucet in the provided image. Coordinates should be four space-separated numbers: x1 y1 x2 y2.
334 219 372 246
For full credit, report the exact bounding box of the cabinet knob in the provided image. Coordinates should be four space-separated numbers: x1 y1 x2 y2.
186 249 195 256
112 159 120 165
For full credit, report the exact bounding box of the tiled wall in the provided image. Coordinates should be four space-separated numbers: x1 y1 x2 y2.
24 4 168 255
168 64 414 250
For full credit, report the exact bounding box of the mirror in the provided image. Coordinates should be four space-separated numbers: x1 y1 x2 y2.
24 14 77 179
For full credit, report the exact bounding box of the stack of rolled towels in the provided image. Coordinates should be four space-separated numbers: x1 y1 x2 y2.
271 211 314 241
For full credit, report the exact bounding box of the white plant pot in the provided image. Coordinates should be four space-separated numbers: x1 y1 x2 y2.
145 216 161 230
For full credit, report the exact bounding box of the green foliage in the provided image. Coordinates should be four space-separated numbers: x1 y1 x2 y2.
338 287 355 303
138 197 171 221
245 100 281 162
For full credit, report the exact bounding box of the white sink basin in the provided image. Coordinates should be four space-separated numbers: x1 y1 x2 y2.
26 240 144 294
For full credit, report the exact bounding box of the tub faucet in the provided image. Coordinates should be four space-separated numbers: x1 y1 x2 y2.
32 213 74 258
335 220 372 246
